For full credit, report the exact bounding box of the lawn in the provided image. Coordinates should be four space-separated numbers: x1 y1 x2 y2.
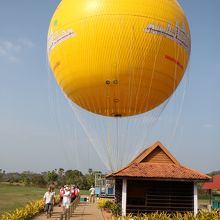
0 183 46 216
0 183 89 217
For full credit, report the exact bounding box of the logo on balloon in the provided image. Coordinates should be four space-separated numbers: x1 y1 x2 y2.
144 22 191 54
47 29 76 55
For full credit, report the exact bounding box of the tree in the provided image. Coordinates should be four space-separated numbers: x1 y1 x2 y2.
64 169 85 188
65 170 75 185
20 173 31 186
57 168 65 186
32 174 47 187
0 169 5 182
85 170 101 188
88 168 93 175
58 168 65 177
81 175 90 189
6 173 21 183
47 170 58 183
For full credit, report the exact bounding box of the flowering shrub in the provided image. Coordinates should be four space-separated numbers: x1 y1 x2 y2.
98 199 219 220
97 198 110 209
1 195 60 220
97 198 121 216
110 209 220 220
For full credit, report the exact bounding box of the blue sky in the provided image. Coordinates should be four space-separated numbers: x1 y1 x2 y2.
0 1 219 174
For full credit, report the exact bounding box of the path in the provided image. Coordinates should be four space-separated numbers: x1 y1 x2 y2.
71 202 104 220
34 200 104 220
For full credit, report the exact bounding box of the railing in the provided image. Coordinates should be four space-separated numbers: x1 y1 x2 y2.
60 196 80 220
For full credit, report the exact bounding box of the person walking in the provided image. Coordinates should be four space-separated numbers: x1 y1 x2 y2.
75 185 80 198
70 185 76 203
89 185 96 203
62 185 71 213
59 185 65 207
43 186 55 218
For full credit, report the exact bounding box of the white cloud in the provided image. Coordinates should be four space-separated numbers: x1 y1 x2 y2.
0 46 7 56
0 38 35 62
18 38 35 48
2 40 21 52
3 41 13 50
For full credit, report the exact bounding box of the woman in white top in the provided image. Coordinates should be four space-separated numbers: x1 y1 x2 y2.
62 186 71 211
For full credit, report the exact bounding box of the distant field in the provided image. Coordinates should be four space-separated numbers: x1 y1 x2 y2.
0 183 46 216
0 183 89 216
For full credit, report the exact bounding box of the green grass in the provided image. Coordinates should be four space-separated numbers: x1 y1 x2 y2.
80 190 90 195
0 183 89 217
0 183 46 216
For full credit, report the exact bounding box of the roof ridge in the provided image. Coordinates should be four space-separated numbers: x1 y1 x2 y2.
107 141 211 181
108 141 179 177
129 141 180 165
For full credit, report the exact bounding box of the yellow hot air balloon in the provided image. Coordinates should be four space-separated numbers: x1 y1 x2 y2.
47 0 191 117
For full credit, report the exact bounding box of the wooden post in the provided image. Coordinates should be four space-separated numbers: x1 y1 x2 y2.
209 189 212 205
64 210 67 220
208 189 212 211
70 203 73 216
68 207 70 219
122 178 127 216
60 196 81 220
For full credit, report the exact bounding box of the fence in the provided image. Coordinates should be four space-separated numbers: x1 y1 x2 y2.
60 196 80 220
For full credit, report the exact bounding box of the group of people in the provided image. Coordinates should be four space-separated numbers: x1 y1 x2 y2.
43 184 97 218
59 185 80 211
43 184 80 218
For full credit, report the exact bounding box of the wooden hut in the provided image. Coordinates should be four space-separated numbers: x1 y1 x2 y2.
107 141 210 216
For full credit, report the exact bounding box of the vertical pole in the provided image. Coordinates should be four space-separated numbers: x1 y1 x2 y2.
193 183 198 216
68 207 70 219
122 178 127 216
72 201 74 214
70 207 72 219
208 189 212 211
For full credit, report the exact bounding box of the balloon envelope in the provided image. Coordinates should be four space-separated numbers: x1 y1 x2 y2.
48 0 191 117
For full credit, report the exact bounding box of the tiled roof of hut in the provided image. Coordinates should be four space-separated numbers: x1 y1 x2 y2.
202 174 220 190
108 141 211 181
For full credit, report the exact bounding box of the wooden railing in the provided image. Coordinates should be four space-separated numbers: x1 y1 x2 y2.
60 196 80 220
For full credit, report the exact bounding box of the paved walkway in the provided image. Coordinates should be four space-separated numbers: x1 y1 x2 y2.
34 201 104 220
71 202 104 220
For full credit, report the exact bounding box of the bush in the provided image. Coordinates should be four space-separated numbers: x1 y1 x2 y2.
98 199 220 219
1 199 45 220
1 195 60 220
110 202 121 217
97 198 113 208
97 198 121 216
110 209 220 220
